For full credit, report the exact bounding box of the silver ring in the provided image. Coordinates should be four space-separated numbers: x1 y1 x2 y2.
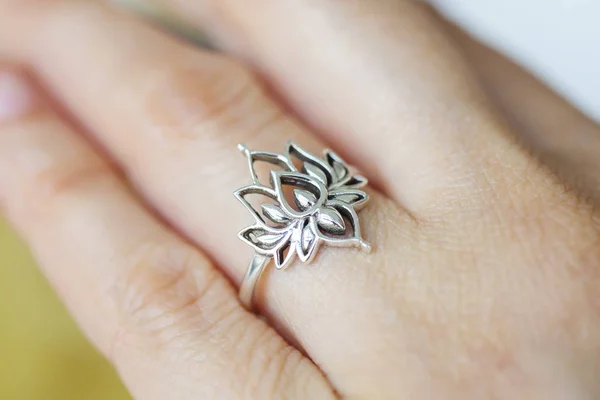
234 141 371 310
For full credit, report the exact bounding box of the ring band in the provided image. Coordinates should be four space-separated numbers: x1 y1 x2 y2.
239 254 270 310
234 141 371 310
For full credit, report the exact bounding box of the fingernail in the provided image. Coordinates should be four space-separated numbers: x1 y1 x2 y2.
0 70 37 122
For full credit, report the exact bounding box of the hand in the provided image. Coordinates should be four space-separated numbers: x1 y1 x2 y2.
1 1 599 399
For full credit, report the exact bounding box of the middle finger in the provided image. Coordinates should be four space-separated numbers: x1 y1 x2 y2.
138 0 537 215
0 1 418 395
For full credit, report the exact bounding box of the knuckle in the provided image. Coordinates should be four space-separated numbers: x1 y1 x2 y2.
107 241 239 360
18 0 108 39
489 184 600 334
467 147 598 254
24 156 114 218
32 160 110 196
138 56 263 144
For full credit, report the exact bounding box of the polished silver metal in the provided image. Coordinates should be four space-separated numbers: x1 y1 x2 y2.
235 141 371 310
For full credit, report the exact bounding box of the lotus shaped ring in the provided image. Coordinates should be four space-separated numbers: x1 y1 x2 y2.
235 141 372 310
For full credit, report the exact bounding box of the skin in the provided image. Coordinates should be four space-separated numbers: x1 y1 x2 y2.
1 0 600 398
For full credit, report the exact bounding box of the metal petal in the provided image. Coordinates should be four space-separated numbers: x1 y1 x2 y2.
274 238 297 269
317 206 346 235
286 141 335 187
318 200 371 252
238 143 294 187
234 185 288 225
261 203 291 225
272 170 326 218
296 218 320 263
293 189 317 211
238 225 293 256
325 150 350 184
341 175 368 189
304 163 328 186
328 189 369 210
302 223 316 253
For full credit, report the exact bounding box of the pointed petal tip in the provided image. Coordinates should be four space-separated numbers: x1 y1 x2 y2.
237 143 250 155
360 240 372 253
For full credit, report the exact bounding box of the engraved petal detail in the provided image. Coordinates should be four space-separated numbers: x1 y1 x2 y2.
238 225 292 255
328 189 369 209
294 189 317 211
297 218 319 263
317 207 346 235
261 203 291 225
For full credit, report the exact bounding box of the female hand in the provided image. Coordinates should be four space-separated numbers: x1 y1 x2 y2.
1 1 600 399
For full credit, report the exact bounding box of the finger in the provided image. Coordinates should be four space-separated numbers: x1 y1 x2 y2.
431 10 600 202
130 0 538 214
0 66 334 400
0 2 422 396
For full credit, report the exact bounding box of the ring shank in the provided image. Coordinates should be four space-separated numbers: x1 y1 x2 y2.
239 254 271 310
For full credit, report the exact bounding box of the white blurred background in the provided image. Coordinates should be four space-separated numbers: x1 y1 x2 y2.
430 0 600 121
116 0 600 120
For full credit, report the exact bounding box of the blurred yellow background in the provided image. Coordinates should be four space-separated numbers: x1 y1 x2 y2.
0 219 130 400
